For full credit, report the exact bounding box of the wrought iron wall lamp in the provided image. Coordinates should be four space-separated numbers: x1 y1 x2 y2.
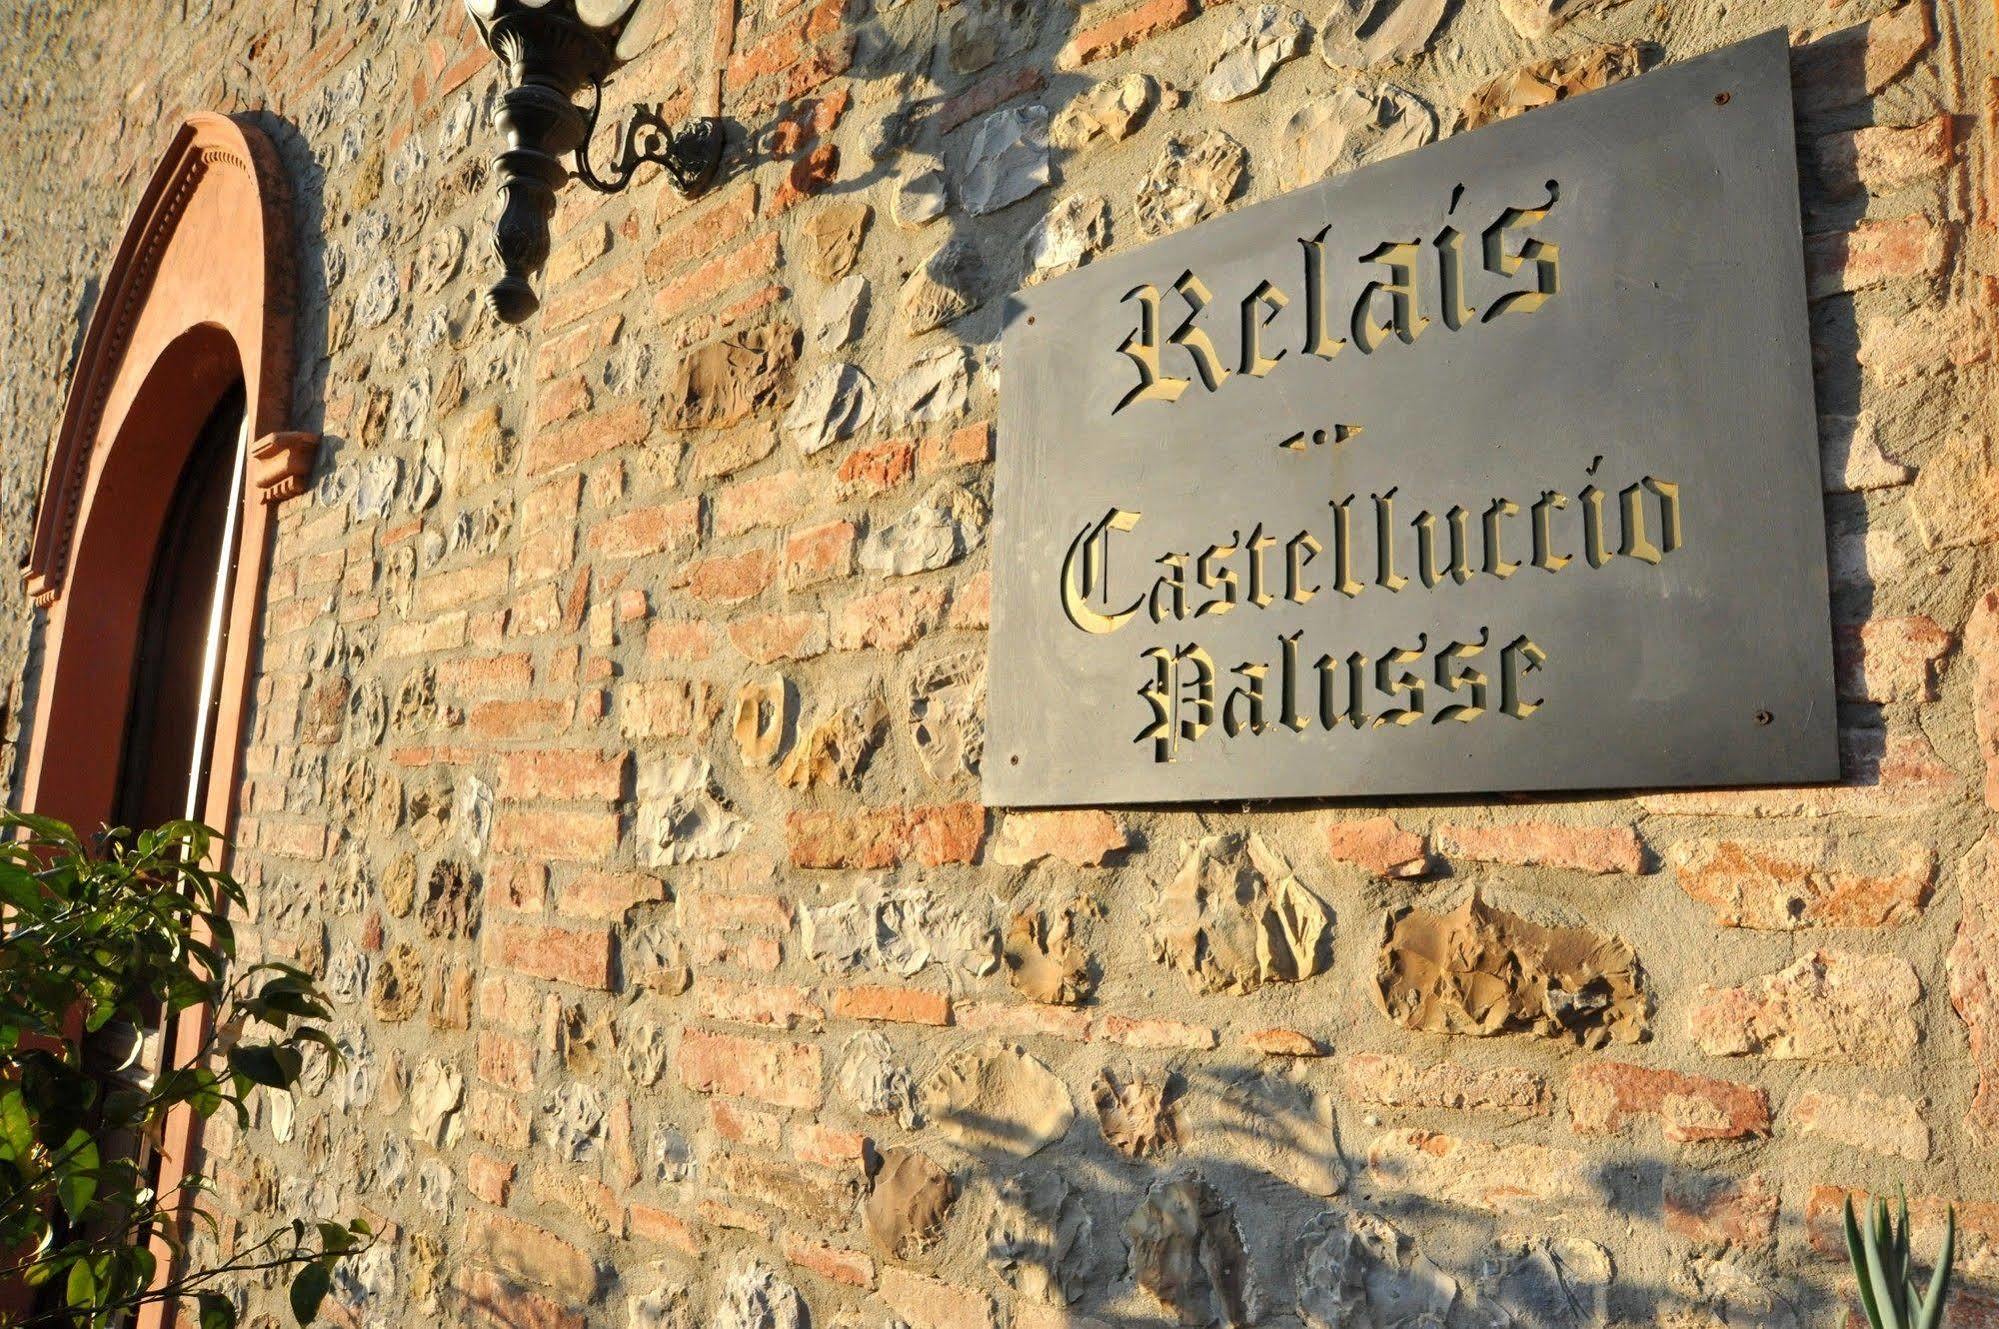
466 0 725 323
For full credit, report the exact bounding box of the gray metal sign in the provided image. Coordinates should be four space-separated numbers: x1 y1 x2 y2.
986 30 1838 808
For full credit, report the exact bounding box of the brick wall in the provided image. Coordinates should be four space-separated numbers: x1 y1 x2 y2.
3 0 1999 1326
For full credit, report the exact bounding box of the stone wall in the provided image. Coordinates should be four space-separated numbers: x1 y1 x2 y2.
2 0 1998 1326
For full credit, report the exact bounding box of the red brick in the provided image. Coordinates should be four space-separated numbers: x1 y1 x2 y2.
560 869 667 921
909 802 986 866
491 808 622 862
879 1267 997 1329
770 143 839 214
467 1153 518 1206
1321 815 1430 879
1664 1171 1779 1250
1437 821 1644 874
679 1028 824 1109
837 439 915 496
680 548 780 605
786 520 856 587
1096 1014 1218 1050
1806 214 1952 299
700 977 827 1029
1667 836 1933 929
462 1211 597 1302
647 618 719 662
588 500 702 560
525 403 653 476
1833 614 1953 702
483 922 615 989
1246 1028 1328 1057
1567 1061 1770 1143
654 231 781 321
647 180 759 278
832 584 951 651
459 1270 586 1329
416 555 512 615
788 807 908 869
831 984 951 1026
497 747 628 802
620 678 718 739
477 1031 537 1092
469 697 574 742
783 1232 875 1288
715 469 816 536
1343 1053 1549 1112
935 67 1046 135
729 612 829 663
467 1085 533 1151
540 256 640 329
1057 0 1197 68
627 1203 703 1255
918 420 993 473
533 372 592 430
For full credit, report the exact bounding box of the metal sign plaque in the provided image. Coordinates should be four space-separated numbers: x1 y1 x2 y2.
986 31 1838 808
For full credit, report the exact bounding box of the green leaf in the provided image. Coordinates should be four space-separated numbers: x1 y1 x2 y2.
1848 1198 1888 1329
55 1131 99 1223
65 1255 97 1310
197 1292 238 1329
0 1089 35 1165
289 1260 330 1325
228 1044 302 1090
1917 1206 1955 1329
317 1220 355 1255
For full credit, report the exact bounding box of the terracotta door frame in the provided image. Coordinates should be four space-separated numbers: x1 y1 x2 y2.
16 113 317 1329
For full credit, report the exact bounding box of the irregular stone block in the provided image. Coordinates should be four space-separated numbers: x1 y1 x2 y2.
1690 949 1920 1066
1002 906 1095 1006
1024 194 1110 284
1126 1173 1251 1328
1296 1210 1457 1329
777 693 886 790
1136 130 1247 238
987 1171 1093 1305
1203 4 1308 102
801 203 870 280
961 105 1050 216
1459 41 1650 131
1185 1068 1343 1196
1321 0 1447 67
921 1043 1075 1158
783 361 876 457
1093 1067 1181 1159
1373 891 1648 1047
662 323 799 432
1152 832 1333 995
865 1147 957 1258
636 756 746 866
899 239 985 333
1049 74 1156 151
1668 836 1932 929
909 650 987 782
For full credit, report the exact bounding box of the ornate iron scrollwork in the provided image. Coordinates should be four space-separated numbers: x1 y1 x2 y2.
465 0 723 325
573 80 724 197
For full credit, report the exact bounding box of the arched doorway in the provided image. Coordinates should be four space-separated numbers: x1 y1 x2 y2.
15 113 318 1328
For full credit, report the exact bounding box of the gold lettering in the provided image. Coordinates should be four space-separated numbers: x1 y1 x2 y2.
1482 181 1561 321
1061 508 1144 635
1196 535 1240 616
1149 551 1189 623
1352 241 1431 353
1500 635 1548 719
1374 489 1408 592
1114 284 1190 413
1170 271 1230 393
1239 279 1290 378
1245 525 1279 608
1138 643 1216 762
1224 662 1269 737
1483 498 1520 578
1434 630 1490 723
1579 484 1612 569
1531 491 1571 573
1286 532 1322 605
1373 635 1430 727
1299 226 1348 360
1435 225 1478 330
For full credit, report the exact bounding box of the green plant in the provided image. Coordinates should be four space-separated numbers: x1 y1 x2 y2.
1844 1191 1956 1329
0 813 368 1327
